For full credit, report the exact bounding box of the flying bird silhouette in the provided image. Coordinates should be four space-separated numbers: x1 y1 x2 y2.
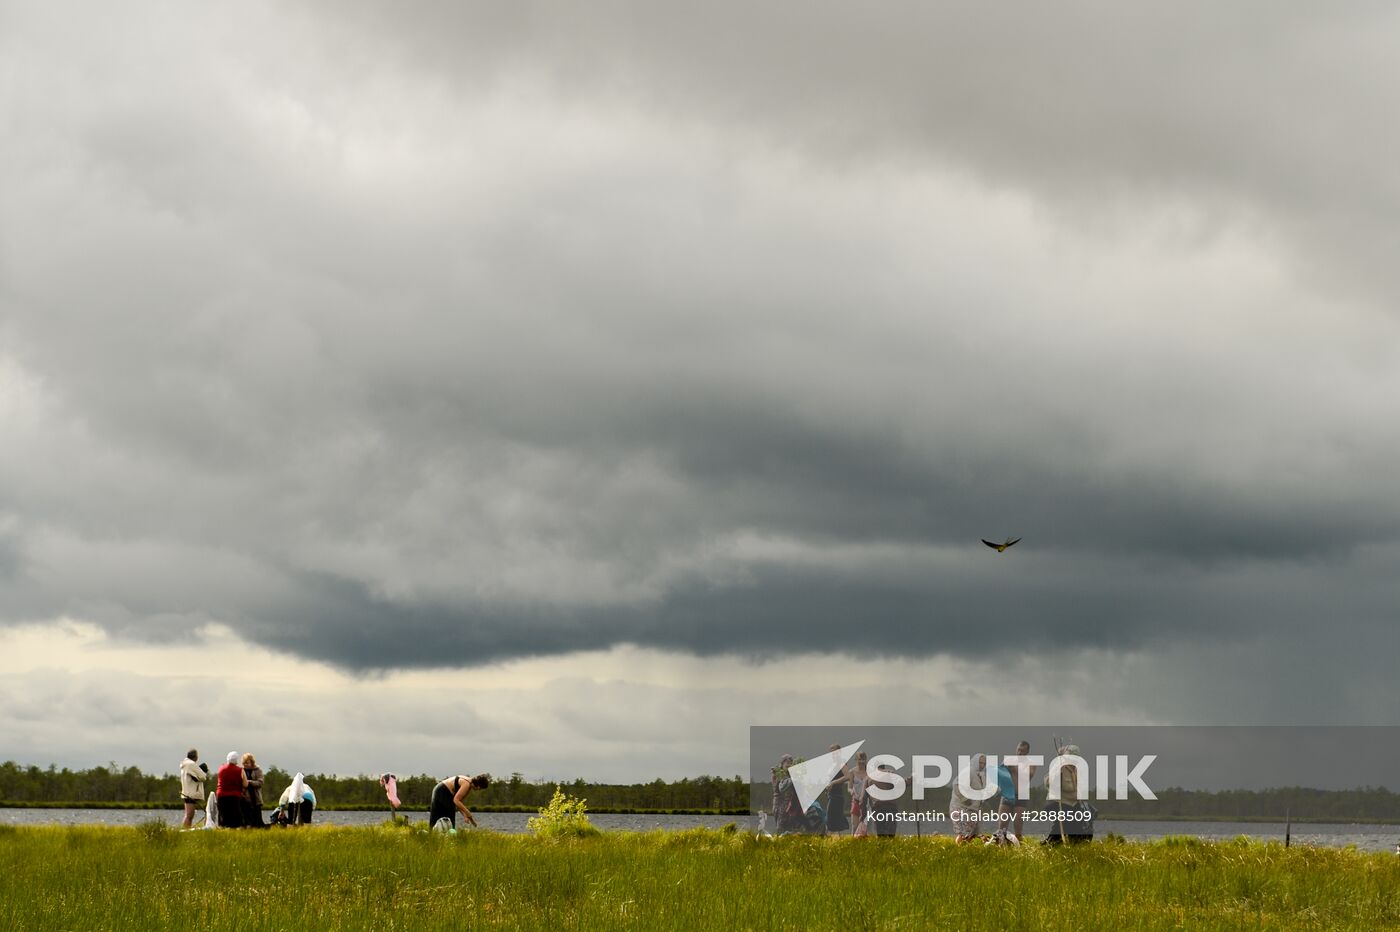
981 537 1021 552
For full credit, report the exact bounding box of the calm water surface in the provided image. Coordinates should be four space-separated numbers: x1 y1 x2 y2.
865 817 1399 852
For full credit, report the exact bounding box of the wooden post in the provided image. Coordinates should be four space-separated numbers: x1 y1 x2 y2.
1053 735 1067 844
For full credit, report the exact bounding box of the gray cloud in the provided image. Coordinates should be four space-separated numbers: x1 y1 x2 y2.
308 1 1400 300
1 0 1398 728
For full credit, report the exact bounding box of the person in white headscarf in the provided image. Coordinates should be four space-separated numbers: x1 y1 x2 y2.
276 773 316 826
950 753 989 844
215 751 247 829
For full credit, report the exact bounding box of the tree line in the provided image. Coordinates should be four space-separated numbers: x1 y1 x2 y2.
0 761 748 812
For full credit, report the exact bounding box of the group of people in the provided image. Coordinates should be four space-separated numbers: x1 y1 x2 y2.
177 749 492 832
948 740 1090 845
771 745 890 837
177 749 315 829
773 740 1092 844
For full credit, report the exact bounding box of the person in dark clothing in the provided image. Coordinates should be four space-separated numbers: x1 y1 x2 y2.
824 744 851 834
428 773 490 829
215 752 246 829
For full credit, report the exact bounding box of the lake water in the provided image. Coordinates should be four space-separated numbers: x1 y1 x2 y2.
1101 820 1399 852
3 809 1396 852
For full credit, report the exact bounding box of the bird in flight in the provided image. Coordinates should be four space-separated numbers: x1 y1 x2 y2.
981 537 1021 553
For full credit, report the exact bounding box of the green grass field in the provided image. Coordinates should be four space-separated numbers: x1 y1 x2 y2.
1 823 1396 930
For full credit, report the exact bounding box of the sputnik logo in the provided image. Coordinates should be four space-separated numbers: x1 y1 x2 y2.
788 741 864 812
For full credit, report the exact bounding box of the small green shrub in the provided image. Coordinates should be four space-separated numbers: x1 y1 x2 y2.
527 786 599 839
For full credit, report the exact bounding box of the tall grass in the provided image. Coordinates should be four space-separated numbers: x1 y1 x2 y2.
0 824 1395 930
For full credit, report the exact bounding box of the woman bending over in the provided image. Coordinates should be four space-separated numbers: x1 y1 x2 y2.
429 773 490 829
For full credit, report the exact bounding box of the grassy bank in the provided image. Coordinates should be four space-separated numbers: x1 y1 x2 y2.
0 824 1396 931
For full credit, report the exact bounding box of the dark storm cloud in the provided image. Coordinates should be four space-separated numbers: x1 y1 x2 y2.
634 401 1400 563
233 535 1398 674
249 566 1131 669
1 0 1398 692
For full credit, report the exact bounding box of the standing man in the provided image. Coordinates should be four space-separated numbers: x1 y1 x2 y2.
997 740 1035 842
179 749 208 829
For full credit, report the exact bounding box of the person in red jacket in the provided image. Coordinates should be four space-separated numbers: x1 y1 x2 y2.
216 751 247 829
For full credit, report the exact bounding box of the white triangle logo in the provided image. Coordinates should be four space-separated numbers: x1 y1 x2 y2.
789 741 864 812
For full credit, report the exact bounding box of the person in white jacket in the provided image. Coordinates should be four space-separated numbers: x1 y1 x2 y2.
178 749 209 829
950 753 989 844
275 773 316 826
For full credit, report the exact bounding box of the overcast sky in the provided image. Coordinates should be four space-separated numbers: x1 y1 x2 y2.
2 1 1397 782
